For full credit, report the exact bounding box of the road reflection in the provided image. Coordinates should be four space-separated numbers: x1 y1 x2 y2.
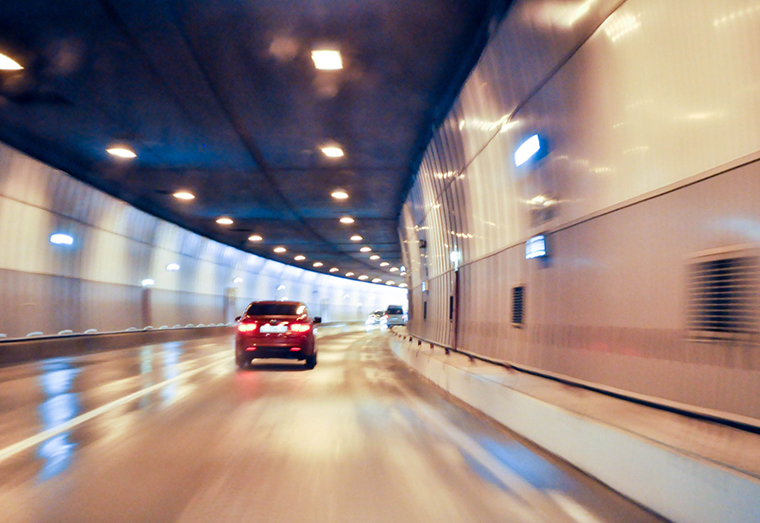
37 357 80 480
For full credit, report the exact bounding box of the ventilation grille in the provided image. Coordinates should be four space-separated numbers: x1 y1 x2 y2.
687 255 759 341
512 286 525 327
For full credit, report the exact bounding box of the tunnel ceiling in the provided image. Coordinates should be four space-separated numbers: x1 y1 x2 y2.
0 0 508 284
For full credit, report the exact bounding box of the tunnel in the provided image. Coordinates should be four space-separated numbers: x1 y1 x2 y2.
0 1 758 522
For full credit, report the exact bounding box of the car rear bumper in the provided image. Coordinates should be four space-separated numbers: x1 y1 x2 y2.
236 337 314 360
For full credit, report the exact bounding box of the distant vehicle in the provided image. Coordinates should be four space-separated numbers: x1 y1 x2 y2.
235 301 321 369
381 305 406 327
366 310 384 325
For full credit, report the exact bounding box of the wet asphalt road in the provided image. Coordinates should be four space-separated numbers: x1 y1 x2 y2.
0 327 667 522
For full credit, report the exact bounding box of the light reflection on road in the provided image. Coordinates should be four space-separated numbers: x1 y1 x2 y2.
37 358 80 480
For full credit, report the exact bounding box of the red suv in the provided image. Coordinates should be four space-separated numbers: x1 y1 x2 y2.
235 301 321 369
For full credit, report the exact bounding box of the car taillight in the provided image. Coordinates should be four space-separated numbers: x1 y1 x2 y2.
289 323 311 333
238 323 258 333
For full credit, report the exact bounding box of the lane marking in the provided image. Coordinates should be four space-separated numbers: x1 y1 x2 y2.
0 356 228 465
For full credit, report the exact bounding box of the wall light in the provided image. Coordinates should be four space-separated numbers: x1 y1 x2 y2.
166 263 180 271
50 233 74 245
526 235 547 259
514 134 542 166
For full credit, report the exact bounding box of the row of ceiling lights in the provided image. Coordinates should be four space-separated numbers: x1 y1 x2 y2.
4 46 404 287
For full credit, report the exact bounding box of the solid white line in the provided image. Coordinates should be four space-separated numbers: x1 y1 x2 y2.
0 357 227 464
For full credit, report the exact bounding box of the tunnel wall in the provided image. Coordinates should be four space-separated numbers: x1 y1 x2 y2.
0 143 406 339
400 0 760 420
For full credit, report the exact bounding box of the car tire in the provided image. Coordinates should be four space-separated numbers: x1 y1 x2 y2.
305 354 317 369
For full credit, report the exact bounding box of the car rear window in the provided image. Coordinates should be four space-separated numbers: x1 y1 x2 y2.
386 306 403 315
246 303 304 316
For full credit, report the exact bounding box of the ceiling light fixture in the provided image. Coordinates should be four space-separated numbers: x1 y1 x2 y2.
311 50 343 70
372 278 383 283
358 275 368 280
294 255 306 261
0 52 23 70
233 277 243 284
216 217 233 225
369 255 380 260
350 235 363 242
399 283 408 288
360 246 371 253
329 267 339 273
166 263 180 271
380 262 389 267
106 146 137 159
345 272 355 277
321 146 344 158
331 189 349 200
248 234 263 242
390 267 399 272
313 262 323 267
141 278 155 288
274 246 287 253
385 281 396 285
173 191 195 200
340 216 355 224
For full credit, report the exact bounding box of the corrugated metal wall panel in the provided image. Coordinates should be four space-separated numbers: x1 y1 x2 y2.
400 0 760 420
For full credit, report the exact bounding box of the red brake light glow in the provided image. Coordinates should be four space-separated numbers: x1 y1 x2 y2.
238 323 258 333
289 323 311 333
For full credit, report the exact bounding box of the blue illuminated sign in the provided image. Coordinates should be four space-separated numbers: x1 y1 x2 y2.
525 235 547 259
514 134 544 166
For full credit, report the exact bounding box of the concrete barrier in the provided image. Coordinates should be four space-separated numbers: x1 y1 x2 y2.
389 332 760 523
0 326 235 366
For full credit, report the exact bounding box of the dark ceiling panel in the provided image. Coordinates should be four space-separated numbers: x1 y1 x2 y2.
0 0 510 284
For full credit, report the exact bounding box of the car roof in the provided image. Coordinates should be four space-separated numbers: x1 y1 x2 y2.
248 300 304 306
